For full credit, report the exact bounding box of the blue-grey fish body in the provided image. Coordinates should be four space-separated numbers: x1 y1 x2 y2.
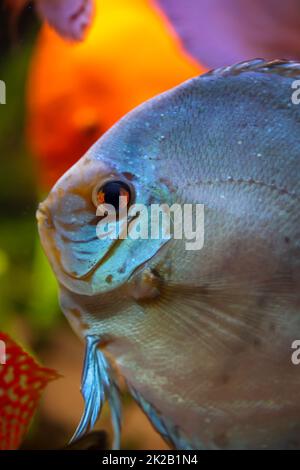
37 60 300 449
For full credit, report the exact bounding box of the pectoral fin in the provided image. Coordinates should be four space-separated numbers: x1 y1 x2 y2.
70 335 121 450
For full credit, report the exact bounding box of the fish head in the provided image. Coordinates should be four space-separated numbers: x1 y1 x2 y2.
36 107 174 297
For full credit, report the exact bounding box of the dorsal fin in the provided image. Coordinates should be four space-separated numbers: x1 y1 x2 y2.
206 59 300 79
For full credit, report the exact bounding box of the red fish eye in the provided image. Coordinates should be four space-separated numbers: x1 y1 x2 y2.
95 180 132 213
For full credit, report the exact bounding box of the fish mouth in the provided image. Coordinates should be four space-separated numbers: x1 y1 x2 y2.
37 201 66 283
36 202 54 229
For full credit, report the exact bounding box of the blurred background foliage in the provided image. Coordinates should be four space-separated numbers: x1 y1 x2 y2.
0 2 45 331
0 1 61 337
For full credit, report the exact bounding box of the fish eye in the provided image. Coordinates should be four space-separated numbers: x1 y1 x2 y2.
93 180 132 213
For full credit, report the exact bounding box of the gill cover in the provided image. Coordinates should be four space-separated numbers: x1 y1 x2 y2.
38 153 169 296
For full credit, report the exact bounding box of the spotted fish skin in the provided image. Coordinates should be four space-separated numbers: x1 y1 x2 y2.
0 332 60 449
38 60 300 449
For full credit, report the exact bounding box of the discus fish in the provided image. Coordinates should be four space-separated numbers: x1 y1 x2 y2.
37 59 300 449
